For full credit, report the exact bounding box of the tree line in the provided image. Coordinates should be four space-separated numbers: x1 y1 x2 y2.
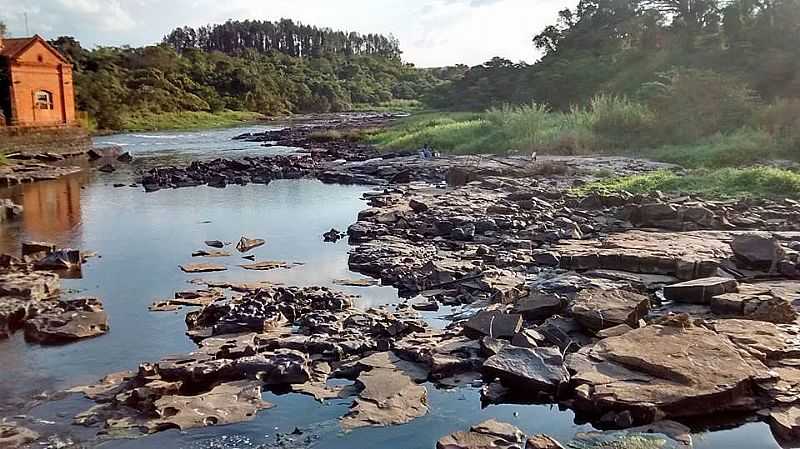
163 19 401 59
427 0 800 110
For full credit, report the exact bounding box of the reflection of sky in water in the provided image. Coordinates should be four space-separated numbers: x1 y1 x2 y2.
0 129 785 449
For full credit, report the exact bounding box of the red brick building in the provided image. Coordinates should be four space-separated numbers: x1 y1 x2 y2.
0 35 76 127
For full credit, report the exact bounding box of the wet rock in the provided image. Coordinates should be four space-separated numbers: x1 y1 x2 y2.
570 289 650 333
235 349 311 385
0 271 60 301
536 316 592 353
662 277 738 304
436 419 525 449
179 263 227 273
24 297 109 344
409 198 429 212
0 423 40 448
192 249 231 258
483 346 569 393
341 367 428 430
151 380 272 431
240 261 290 271
568 320 766 423
731 234 785 270
117 152 133 163
21 241 57 257
98 163 116 173
205 240 225 248
33 249 82 270
0 298 30 339
525 435 565 449
464 311 523 339
236 236 266 253
513 294 563 321
768 406 800 441
323 228 345 242
481 381 510 404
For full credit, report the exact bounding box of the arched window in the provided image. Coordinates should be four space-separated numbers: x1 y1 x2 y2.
35 90 54 110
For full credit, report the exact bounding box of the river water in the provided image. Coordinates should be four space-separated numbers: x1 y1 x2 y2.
0 126 786 449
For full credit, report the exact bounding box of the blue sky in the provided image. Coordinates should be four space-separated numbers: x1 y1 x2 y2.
0 0 575 67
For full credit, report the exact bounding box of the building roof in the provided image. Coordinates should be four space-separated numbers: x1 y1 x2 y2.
0 35 70 64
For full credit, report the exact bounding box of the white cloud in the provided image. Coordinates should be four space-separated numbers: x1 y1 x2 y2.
0 0 576 66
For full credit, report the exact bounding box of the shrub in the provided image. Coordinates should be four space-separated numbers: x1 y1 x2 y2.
588 95 656 149
759 98 800 149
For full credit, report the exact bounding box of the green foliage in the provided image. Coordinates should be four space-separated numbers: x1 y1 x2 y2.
49 28 446 130
574 167 800 199
641 128 782 168
119 111 264 132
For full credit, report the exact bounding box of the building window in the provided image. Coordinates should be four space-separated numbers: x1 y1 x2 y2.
35 90 54 110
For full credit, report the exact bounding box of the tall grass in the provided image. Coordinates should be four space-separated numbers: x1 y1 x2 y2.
121 110 264 132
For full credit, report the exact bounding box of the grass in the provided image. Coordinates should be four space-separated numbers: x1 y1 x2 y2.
0 153 7 165
120 110 265 132
573 167 800 199
350 99 425 113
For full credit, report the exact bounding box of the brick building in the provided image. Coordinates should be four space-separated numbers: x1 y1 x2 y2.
0 35 76 127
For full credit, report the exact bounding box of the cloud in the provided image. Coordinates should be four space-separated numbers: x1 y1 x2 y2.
0 0 575 66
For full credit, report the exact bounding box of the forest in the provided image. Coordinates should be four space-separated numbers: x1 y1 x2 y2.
37 20 445 130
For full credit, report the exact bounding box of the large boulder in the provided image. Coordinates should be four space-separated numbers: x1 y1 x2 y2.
567 320 767 423
483 346 569 393
570 289 650 333
731 234 785 270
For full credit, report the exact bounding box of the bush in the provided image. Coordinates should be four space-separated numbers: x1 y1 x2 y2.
759 98 800 149
644 69 760 143
642 128 779 168
588 95 656 149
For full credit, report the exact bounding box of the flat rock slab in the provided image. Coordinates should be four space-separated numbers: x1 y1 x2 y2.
192 249 231 258
464 310 523 339
0 271 60 301
513 293 563 321
152 380 272 431
483 346 568 393
731 234 785 269
554 230 734 280
570 288 650 332
24 298 109 344
769 406 800 441
180 263 227 273
568 322 767 421
333 278 381 287
663 277 738 304
341 367 428 430
239 261 290 271
436 419 526 449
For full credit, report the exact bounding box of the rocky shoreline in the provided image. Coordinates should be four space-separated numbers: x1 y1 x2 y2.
4 115 800 448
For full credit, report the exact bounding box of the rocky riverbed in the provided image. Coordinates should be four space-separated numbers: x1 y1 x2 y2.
2 117 800 448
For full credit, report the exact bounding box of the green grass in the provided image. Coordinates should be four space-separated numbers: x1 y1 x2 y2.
120 110 265 132
574 167 800 199
0 153 7 165
351 99 425 113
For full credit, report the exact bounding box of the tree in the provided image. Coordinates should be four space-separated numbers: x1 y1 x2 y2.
0 21 7 38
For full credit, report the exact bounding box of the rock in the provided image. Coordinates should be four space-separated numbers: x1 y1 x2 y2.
554 230 732 280
179 263 227 273
341 367 428 430
21 241 56 257
525 435 565 449
464 311 523 339
235 350 311 385
98 163 116 173
24 297 109 344
446 167 476 187
33 249 82 270
481 381 510 404
596 324 633 339
205 240 225 248
151 380 272 430
662 277 738 304
511 329 545 349
568 321 766 422
323 228 345 242
409 198 429 212
236 236 266 253
536 316 592 353
0 271 60 301
117 152 133 163
412 300 439 311
570 289 650 333
451 223 476 241
240 261 290 271
0 423 39 448
768 406 800 441
333 278 380 287
192 249 231 258
513 293 563 321
436 420 525 449
483 346 569 393
731 234 785 270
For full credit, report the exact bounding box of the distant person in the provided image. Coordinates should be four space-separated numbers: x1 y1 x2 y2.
423 143 433 159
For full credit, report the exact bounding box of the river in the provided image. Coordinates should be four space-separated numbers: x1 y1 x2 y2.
0 125 785 449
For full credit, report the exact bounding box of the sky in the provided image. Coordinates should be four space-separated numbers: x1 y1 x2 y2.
0 0 576 67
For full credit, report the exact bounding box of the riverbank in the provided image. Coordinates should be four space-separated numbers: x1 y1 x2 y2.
1 119 797 449
110 110 266 133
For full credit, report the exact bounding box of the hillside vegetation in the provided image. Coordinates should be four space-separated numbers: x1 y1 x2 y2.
46 19 450 130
